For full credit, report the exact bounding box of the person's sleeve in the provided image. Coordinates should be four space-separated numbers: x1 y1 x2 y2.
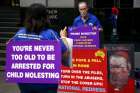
94 17 102 28
12 27 26 40
72 18 77 27
43 29 67 54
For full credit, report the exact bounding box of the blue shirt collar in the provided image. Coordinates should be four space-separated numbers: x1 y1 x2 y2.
80 13 92 22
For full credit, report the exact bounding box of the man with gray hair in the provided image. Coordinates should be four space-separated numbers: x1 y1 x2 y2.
73 1 102 29
108 51 135 93
60 1 103 37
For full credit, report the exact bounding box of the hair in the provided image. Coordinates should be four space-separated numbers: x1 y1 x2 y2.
24 3 49 35
78 1 89 8
110 54 131 71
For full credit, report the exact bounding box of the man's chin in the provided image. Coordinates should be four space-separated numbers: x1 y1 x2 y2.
81 15 85 17
111 80 128 89
81 14 87 17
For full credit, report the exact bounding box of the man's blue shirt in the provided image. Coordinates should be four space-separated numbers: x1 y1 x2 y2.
73 13 101 28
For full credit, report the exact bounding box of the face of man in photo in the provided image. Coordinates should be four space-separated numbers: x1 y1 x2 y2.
110 55 130 89
78 2 88 18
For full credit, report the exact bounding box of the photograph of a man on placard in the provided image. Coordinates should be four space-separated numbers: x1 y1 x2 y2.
105 44 135 93
108 51 134 92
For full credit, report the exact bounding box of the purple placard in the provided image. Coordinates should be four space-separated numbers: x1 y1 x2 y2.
68 26 99 48
6 40 61 84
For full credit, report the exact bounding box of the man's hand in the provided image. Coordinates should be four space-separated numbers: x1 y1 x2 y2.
92 26 103 32
60 26 67 38
98 27 103 32
93 26 97 31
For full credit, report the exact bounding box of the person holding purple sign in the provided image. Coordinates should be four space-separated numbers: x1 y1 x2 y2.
11 3 68 93
60 1 103 35
60 1 104 48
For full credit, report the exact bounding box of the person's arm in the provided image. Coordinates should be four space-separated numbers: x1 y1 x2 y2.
93 16 101 27
73 19 77 27
72 16 80 27
94 17 103 31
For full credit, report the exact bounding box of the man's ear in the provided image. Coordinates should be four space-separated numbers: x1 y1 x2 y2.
87 7 89 11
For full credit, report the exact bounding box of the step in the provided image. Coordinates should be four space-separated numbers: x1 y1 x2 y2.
0 43 5 47
0 65 4 71
0 11 19 15
0 37 11 43
0 46 5 50
0 32 15 37
0 53 6 58
0 39 10 44
0 50 5 54
0 18 20 22
0 60 5 66
0 13 20 18
0 27 18 32
0 32 16 34
0 7 20 12
0 37 11 40
0 22 17 27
